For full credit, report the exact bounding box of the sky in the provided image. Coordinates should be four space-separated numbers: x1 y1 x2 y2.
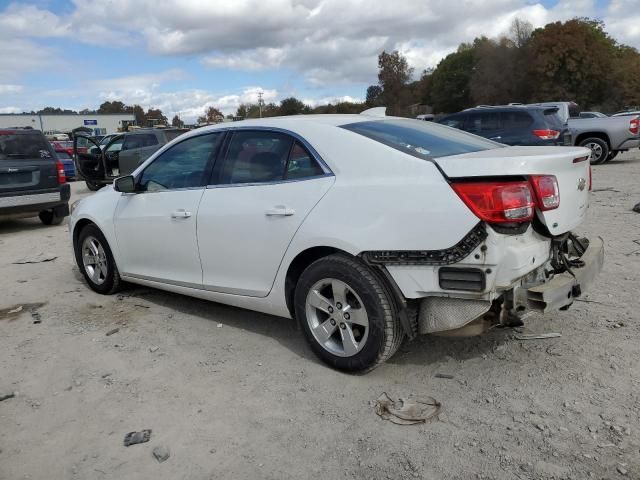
0 0 638 122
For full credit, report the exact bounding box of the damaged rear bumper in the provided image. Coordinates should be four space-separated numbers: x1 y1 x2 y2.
525 236 604 312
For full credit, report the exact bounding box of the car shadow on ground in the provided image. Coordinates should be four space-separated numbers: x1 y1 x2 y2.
0 218 68 234
388 328 512 368
122 285 315 361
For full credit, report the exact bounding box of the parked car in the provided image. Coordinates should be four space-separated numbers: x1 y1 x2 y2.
70 113 603 372
1 128 70 225
529 102 640 164
612 110 640 117
98 133 120 149
74 128 188 191
50 140 76 179
416 114 435 121
437 105 572 147
578 112 607 118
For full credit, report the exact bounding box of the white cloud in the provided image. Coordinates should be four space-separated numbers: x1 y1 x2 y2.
0 106 22 114
0 84 23 94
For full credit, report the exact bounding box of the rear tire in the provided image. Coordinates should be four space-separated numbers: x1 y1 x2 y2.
85 180 103 191
294 254 404 372
38 208 65 225
74 224 122 295
580 137 609 165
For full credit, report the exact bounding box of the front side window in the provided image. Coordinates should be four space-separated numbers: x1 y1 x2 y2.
341 119 500 159
216 131 293 184
105 137 124 153
138 133 222 192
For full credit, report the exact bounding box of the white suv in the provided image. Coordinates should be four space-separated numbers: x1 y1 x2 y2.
70 112 603 372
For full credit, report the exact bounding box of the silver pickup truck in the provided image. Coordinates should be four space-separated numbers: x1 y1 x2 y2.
529 102 640 164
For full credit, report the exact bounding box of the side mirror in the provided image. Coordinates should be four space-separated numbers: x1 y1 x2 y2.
114 175 136 193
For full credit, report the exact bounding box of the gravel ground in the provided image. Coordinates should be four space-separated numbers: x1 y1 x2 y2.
1 153 639 480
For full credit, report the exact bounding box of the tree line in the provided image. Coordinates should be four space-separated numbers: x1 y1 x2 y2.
372 18 640 115
23 18 640 122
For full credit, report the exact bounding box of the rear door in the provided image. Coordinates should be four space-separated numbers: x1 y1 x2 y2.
0 131 58 196
197 129 334 297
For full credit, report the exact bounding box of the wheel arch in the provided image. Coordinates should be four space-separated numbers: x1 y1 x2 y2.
284 246 345 317
575 131 611 148
72 218 97 250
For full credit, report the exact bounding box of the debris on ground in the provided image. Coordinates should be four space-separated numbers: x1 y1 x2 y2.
124 430 152 447
632 202 640 213
434 373 454 379
374 392 441 425
0 392 16 402
0 303 45 321
217 323 223 328
12 254 57 264
105 328 120 336
31 310 42 324
149 346 159 353
515 332 562 340
152 445 170 463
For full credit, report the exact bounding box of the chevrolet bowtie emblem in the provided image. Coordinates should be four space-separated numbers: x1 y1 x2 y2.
577 178 587 191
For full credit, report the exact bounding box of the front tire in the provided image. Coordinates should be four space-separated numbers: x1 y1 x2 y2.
74 224 122 294
85 180 103 191
294 254 404 372
580 137 609 165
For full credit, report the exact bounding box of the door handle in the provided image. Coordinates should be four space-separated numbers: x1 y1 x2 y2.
265 206 295 216
171 209 192 218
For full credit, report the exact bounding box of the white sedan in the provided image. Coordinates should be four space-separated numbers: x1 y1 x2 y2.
70 110 603 372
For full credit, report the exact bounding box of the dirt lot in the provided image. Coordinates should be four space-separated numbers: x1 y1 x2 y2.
1 153 639 480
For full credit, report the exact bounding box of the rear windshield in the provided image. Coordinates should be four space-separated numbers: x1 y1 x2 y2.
543 108 564 128
0 133 52 160
341 119 500 159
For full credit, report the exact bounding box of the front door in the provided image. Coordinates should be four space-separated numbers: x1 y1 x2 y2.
114 132 224 286
197 129 334 297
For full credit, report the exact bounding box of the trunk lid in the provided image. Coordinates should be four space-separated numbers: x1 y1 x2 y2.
434 146 591 235
0 131 59 193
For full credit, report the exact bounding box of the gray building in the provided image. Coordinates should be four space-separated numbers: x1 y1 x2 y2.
0 113 136 135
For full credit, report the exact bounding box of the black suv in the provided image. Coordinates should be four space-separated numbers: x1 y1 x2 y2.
75 128 188 191
437 106 572 146
0 128 70 225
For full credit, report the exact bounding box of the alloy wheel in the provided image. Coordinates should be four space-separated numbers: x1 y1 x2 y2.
82 235 108 285
585 141 603 162
305 278 369 357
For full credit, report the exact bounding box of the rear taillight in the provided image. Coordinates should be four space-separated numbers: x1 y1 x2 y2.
530 175 560 210
451 181 535 224
629 117 639 135
532 129 560 140
56 161 66 184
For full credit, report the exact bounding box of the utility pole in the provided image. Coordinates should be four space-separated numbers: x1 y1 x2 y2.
258 91 263 118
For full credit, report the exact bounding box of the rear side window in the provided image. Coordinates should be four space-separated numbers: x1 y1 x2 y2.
216 131 293 184
0 133 52 160
501 111 533 128
123 134 158 150
341 119 500 159
286 141 324 179
466 112 501 133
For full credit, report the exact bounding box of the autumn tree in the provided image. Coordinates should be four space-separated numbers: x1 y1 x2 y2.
279 97 309 116
377 50 413 114
144 108 168 126
527 19 617 108
98 101 128 114
171 115 183 128
429 44 476 113
365 85 383 106
197 106 224 124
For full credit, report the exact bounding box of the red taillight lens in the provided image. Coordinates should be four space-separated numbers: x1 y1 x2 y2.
530 175 560 210
56 161 66 184
451 181 535 223
532 129 560 140
629 117 639 135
